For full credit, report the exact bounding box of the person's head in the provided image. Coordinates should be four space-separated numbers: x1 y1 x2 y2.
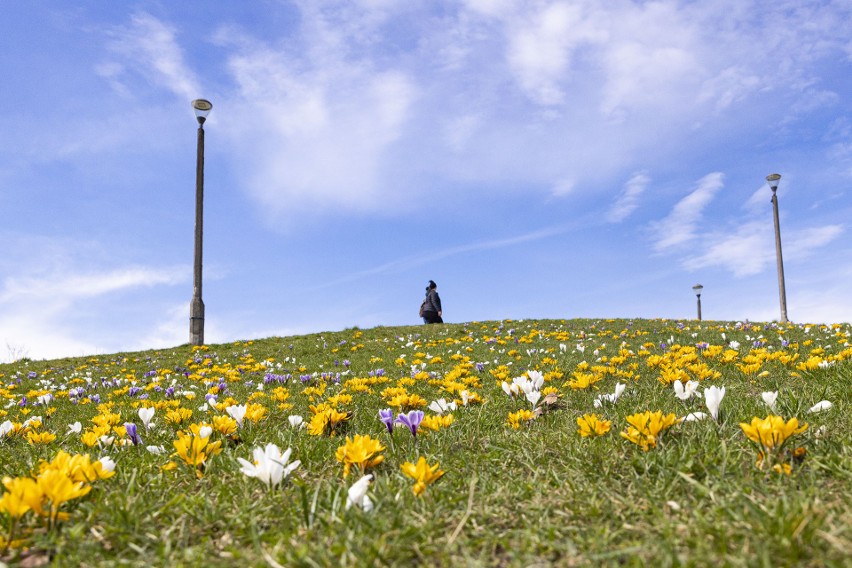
427 280 437 291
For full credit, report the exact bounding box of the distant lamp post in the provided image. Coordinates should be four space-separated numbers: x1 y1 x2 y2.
692 284 703 321
766 173 789 324
190 99 212 346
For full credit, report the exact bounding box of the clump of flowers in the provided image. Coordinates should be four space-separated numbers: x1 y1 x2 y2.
236 443 300 490
507 409 535 429
621 411 678 451
335 435 385 478
420 414 454 434
400 456 444 496
169 424 223 478
0 450 115 549
740 414 807 474
577 414 611 437
307 404 352 436
165 407 193 426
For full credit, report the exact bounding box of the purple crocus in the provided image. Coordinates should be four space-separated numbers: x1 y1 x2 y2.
124 422 141 446
394 410 425 438
378 408 394 434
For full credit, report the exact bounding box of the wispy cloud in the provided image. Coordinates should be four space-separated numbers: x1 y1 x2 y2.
607 172 650 223
651 172 725 252
311 224 574 289
101 12 199 100
137 1 850 224
0 236 188 361
683 222 843 277
682 221 770 277
0 266 184 304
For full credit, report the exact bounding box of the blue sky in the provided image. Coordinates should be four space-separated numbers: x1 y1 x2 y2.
1 0 850 361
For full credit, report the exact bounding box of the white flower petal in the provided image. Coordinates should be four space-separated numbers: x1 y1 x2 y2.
808 400 833 413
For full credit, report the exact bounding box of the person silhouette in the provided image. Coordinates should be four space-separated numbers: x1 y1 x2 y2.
421 280 443 324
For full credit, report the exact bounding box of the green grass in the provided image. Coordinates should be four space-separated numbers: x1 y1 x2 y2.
0 318 850 567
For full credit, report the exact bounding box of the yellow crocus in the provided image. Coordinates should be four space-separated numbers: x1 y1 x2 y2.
0 476 43 519
400 457 445 496
244 402 268 423
26 431 56 445
173 430 222 476
335 434 385 478
36 469 91 521
165 407 193 426
739 415 808 452
621 411 678 451
211 415 238 436
507 409 535 429
420 414 454 433
577 414 611 437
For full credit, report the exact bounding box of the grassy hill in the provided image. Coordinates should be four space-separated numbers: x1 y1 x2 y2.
0 318 850 566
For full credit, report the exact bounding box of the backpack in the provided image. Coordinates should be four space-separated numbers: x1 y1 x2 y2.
419 298 428 317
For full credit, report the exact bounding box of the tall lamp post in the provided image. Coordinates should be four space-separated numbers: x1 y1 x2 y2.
692 284 703 321
190 99 212 346
766 173 789 324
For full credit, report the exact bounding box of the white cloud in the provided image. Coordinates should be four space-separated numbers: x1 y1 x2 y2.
101 12 200 100
652 172 725 252
0 266 184 304
220 34 417 220
682 221 771 277
0 236 188 362
607 172 650 223
118 1 847 224
683 222 843 277
506 3 586 106
785 225 844 258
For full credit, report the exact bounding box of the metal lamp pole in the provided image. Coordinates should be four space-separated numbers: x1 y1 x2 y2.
766 173 789 324
692 284 703 321
190 99 212 346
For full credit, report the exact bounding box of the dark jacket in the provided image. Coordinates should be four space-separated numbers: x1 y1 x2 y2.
423 289 442 314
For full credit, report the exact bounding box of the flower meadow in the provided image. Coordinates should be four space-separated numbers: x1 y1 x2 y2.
0 319 850 567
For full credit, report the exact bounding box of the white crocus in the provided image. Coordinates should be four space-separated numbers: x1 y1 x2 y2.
226 404 247 428
138 407 155 430
673 380 701 401
525 390 541 408
526 370 545 391
501 381 519 397
682 412 709 422
67 421 83 434
346 474 374 512
594 383 626 408
704 385 726 421
808 400 833 413
97 456 116 473
0 420 12 438
237 444 300 490
428 398 457 415
288 415 305 429
146 445 167 455
761 391 778 411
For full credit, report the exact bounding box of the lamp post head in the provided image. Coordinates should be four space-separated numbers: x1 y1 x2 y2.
692 284 703 297
766 173 781 192
192 99 213 125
